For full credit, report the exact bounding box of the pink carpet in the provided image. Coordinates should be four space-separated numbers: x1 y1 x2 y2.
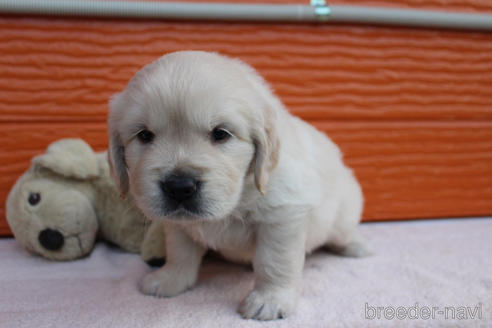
1 218 491 327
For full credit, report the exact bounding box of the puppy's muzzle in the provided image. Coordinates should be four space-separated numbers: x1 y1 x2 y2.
158 169 207 218
157 169 210 218
160 173 199 203
159 172 203 216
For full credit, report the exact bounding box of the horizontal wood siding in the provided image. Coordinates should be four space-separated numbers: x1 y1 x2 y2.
1 0 492 235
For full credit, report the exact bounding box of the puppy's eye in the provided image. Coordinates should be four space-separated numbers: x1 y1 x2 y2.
28 192 41 206
137 129 154 144
211 127 231 143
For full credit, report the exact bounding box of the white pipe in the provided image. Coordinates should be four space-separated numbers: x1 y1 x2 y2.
0 0 316 21
0 0 492 31
327 5 492 30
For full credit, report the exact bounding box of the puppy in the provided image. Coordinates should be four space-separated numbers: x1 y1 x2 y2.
108 51 364 320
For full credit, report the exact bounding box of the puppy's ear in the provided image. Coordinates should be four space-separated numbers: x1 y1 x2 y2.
252 107 280 195
108 93 129 197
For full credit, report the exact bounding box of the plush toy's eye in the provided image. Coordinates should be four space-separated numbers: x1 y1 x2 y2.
28 193 41 206
211 127 232 143
137 129 154 144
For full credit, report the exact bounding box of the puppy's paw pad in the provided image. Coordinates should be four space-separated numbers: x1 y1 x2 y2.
140 269 188 298
238 290 295 321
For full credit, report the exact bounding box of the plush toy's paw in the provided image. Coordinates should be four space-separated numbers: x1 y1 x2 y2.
238 288 297 321
140 268 191 297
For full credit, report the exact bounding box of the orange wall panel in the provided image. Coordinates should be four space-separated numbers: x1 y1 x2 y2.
2 17 492 122
1 1 492 235
2 121 492 235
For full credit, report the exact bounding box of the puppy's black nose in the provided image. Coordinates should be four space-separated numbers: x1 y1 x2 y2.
160 175 199 202
38 229 64 251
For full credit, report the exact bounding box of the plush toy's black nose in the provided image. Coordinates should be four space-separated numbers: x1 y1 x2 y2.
160 174 199 202
38 229 64 251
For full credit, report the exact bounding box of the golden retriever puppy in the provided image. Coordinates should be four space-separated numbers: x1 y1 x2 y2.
108 51 364 321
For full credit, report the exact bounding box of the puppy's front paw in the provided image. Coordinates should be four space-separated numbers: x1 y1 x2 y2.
238 289 297 321
140 268 192 297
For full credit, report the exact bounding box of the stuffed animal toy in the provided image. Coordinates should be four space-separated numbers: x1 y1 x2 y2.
6 138 166 266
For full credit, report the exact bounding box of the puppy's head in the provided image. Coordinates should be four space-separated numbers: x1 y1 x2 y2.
108 51 279 221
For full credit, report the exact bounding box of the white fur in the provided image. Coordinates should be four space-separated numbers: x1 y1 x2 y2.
108 51 364 321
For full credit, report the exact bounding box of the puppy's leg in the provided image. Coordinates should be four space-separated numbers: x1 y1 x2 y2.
324 194 370 258
239 220 306 321
141 222 205 297
140 220 167 267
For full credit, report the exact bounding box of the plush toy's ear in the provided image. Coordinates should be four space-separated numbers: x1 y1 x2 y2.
252 106 280 195
32 139 99 180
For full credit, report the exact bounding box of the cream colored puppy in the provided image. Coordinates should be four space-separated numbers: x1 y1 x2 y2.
108 51 364 320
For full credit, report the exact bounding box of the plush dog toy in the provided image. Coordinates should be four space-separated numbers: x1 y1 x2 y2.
6 138 166 266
